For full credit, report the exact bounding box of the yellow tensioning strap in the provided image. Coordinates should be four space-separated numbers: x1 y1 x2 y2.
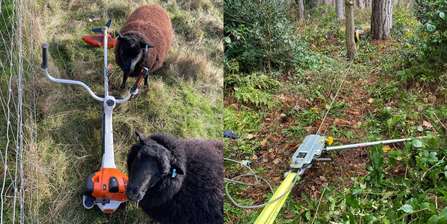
356 30 360 42
255 173 299 224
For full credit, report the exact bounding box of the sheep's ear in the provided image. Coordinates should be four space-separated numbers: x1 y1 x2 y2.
115 30 124 40
171 164 184 176
140 42 155 50
135 131 144 144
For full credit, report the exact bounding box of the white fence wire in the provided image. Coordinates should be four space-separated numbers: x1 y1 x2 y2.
1 0 40 223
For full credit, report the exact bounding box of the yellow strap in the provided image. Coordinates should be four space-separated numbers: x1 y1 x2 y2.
254 173 299 224
356 30 360 43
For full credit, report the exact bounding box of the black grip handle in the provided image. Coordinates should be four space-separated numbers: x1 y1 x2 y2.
130 67 148 95
41 43 49 69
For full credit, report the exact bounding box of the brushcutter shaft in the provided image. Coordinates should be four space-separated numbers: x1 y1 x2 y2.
313 158 331 162
325 137 413 151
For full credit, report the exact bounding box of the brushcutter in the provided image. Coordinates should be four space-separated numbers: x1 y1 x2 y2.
41 20 148 213
254 135 427 223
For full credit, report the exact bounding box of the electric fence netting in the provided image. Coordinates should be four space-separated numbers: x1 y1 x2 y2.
1 0 40 223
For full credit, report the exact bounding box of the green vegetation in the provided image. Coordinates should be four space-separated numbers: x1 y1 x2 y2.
224 1 447 223
1 0 222 222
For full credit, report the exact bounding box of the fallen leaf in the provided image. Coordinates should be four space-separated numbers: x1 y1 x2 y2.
269 153 276 160
306 127 312 133
260 141 266 147
273 176 281 181
334 118 351 125
423 120 433 128
247 134 254 139
273 158 279 164
382 145 391 151
325 104 330 109
312 178 322 185
252 154 258 160
283 213 296 219
368 98 374 104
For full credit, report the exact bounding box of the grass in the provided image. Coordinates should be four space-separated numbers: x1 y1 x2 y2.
1 0 222 223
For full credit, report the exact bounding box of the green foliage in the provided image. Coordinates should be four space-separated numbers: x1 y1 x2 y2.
224 0 309 73
366 145 385 186
414 0 447 62
301 5 342 49
224 138 260 158
395 0 447 83
225 73 281 109
294 137 447 223
224 105 263 139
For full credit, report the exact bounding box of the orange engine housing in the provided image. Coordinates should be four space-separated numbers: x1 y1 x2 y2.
84 168 128 202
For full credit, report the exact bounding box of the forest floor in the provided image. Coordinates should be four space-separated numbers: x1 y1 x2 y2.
224 5 447 224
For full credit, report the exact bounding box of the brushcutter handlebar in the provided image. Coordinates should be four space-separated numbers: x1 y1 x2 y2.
41 43 49 69
40 43 142 103
41 43 105 101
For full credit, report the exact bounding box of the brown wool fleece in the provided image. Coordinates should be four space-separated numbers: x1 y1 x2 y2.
115 4 172 76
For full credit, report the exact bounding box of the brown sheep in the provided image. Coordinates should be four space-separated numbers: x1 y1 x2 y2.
115 4 172 89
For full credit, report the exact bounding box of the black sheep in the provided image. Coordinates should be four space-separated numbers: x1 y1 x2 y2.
127 132 223 224
115 4 172 88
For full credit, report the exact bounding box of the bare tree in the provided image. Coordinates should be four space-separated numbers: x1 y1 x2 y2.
296 0 305 21
357 0 365 9
325 0 333 12
336 0 344 20
371 0 393 40
346 1 356 59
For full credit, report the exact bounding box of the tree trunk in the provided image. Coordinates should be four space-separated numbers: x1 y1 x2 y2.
371 0 393 40
346 0 356 59
336 0 344 20
325 0 333 12
297 0 305 21
357 0 365 9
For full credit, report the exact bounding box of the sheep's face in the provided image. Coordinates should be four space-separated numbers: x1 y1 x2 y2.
127 139 183 201
116 31 154 76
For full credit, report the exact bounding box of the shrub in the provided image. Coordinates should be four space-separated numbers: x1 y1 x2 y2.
224 0 309 74
414 0 447 64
